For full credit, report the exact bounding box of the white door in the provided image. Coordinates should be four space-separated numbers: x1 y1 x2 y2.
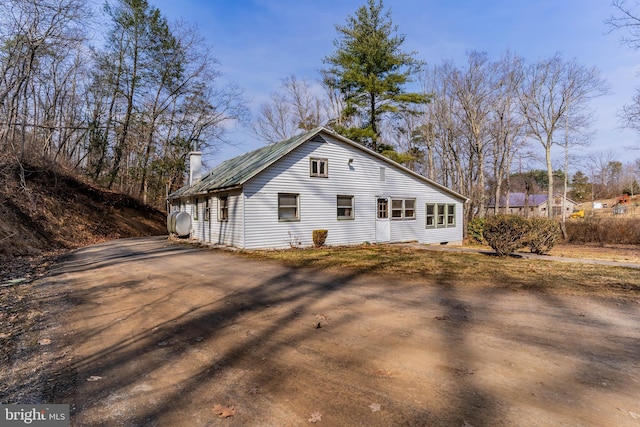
375 197 390 242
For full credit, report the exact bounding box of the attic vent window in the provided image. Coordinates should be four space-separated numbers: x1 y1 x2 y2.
310 158 328 178
311 135 326 143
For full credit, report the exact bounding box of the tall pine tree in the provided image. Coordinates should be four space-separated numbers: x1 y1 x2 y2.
322 0 427 152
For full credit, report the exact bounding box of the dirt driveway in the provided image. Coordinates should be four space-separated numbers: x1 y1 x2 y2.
33 237 640 426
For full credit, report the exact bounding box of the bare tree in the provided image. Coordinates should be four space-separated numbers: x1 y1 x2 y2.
0 0 89 158
489 50 526 214
519 54 607 218
252 75 326 144
607 1 640 143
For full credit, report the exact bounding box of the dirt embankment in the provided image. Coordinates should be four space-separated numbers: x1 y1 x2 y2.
0 161 167 283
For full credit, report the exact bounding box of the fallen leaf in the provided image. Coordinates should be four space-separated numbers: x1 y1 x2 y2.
372 368 394 377
308 411 322 423
86 376 102 382
212 404 236 418
629 411 640 419
369 403 381 412
38 338 51 345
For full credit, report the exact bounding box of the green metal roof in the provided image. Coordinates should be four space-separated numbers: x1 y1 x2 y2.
169 127 324 199
169 126 468 203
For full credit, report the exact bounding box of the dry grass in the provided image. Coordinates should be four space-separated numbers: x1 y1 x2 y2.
548 243 640 263
238 244 640 298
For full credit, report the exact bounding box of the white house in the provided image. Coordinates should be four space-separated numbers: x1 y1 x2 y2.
168 127 467 249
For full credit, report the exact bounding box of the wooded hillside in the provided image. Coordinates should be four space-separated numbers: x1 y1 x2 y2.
0 161 166 279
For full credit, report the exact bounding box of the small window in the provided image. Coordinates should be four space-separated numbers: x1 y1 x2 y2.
278 193 299 221
380 167 385 182
446 204 455 226
426 204 435 228
437 204 446 226
391 198 416 220
204 198 210 221
310 158 328 177
337 195 354 219
405 199 415 219
218 196 228 222
377 198 388 219
193 198 199 220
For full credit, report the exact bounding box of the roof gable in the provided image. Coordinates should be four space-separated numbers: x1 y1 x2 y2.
170 127 324 198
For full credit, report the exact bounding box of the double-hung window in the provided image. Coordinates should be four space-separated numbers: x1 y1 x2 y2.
337 195 354 219
426 203 456 228
218 196 228 221
426 204 436 228
278 193 299 221
193 198 199 220
446 204 456 226
310 158 328 177
391 198 416 220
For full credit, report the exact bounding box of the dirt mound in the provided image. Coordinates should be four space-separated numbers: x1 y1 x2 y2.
0 161 167 264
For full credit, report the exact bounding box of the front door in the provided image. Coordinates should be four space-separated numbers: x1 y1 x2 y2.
375 197 390 242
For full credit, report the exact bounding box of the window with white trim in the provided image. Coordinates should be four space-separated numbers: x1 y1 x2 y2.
218 196 228 221
337 195 354 219
278 193 299 221
193 198 199 220
391 198 416 220
204 198 210 221
310 158 328 177
377 198 388 219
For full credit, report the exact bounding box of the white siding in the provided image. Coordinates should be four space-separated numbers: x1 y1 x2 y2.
242 135 464 249
208 190 244 246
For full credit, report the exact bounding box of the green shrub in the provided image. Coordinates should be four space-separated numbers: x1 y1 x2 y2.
483 215 530 256
312 229 328 247
525 217 561 254
467 218 486 245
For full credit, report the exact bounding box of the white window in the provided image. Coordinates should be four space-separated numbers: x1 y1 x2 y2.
204 198 210 222
425 204 435 228
218 196 228 221
193 198 199 220
337 195 354 219
427 203 456 228
278 193 299 221
446 204 456 226
377 198 388 219
391 198 416 220
436 204 446 227
310 158 328 177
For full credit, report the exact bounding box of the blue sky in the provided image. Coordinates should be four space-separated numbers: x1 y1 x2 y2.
150 0 640 168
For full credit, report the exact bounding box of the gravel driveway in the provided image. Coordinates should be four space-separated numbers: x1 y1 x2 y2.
31 236 640 426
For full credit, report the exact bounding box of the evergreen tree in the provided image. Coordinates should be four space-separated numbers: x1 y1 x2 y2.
322 0 427 152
